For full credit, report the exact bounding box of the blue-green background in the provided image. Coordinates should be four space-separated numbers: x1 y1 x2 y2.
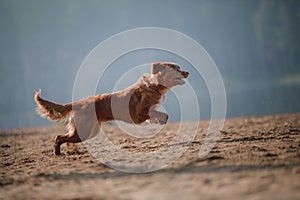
1 0 299 129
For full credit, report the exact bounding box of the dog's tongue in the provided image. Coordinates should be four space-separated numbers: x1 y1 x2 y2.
182 71 189 78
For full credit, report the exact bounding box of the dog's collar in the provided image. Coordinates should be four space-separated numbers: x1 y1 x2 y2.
147 84 166 95
147 87 160 94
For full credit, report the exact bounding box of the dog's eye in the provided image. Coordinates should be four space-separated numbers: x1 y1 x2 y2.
168 65 180 71
172 66 180 72
172 65 180 71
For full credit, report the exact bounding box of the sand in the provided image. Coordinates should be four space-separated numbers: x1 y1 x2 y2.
0 113 299 199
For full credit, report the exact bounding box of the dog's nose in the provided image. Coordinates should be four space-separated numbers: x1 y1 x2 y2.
183 71 189 78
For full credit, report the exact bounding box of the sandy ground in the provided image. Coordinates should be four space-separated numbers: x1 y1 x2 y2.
0 113 299 200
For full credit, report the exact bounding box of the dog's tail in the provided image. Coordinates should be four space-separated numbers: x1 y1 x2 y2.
34 89 72 121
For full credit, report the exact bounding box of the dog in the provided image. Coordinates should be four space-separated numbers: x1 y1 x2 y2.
35 62 189 155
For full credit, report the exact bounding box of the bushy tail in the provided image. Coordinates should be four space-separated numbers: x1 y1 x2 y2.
34 90 72 121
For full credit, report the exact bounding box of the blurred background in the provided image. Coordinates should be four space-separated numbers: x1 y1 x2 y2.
0 0 299 130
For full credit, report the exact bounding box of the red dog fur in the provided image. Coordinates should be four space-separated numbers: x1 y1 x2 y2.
35 62 189 155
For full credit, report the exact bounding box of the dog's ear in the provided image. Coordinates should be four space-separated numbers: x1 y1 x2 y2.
152 62 165 74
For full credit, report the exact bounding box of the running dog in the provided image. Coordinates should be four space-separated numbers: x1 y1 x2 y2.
35 62 189 155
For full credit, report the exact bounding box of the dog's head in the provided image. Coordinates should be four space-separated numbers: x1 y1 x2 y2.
151 62 189 88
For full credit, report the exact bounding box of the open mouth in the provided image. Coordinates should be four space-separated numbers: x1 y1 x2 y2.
174 77 185 85
173 71 189 85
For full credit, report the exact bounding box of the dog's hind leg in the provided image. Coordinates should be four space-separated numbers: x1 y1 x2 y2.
54 118 100 155
54 129 81 155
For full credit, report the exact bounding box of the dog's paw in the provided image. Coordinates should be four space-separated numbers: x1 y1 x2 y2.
54 145 62 156
150 112 168 125
54 135 63 156
158 114 168 125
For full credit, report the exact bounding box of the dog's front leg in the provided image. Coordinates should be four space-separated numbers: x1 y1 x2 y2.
149 110 168 125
